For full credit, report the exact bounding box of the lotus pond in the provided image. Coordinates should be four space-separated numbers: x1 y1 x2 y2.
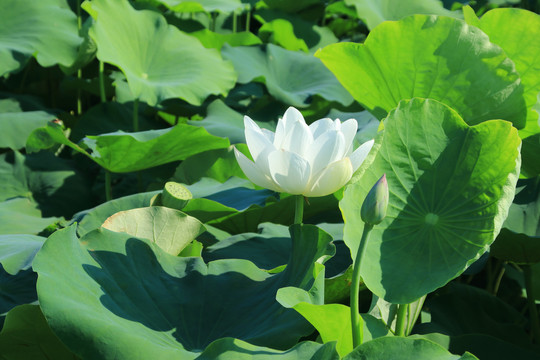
1 0 540 359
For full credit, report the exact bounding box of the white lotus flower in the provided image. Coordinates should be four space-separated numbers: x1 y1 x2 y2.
234 107 375 197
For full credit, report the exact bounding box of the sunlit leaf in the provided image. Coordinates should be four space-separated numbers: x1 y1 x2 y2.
0 0 81 76
317 15 527 128
83 0 236 106
341 98 520 303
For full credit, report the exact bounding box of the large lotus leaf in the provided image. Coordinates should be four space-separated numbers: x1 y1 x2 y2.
0 234 45 275
27 122 230 173
343 336 478 360
341 98 520 303
222 44 354 108
195 338 340 359
81 125 229 172
83 0 236 106
34 224 333 358
0 151 93 217
102 207 205 256
344 0 460 30
0 305 80 360
0 109 56 150
491 180 540 264
316 15 527 128
0 198 58 235
463 7 540 139
0 0 81 76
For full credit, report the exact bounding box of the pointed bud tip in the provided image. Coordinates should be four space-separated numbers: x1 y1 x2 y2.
361 174 389 226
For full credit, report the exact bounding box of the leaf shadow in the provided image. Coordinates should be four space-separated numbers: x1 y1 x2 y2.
82 237 310 351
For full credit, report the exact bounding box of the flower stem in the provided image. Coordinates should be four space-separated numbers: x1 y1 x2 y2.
99 61 106 103
351 224 373 348
105 170 112 202
294 195 304 225
133 98 139 132
395 303 409 336
524 265 540 344
76 0 82 115
245 8 251 31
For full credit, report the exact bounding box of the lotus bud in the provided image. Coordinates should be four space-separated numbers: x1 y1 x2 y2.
361 174 389 225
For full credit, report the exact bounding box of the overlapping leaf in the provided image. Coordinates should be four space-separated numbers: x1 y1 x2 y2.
0 0 81 76
27 122 230 173
341 98 520 303
83 0 237 106
222 44 353 108
317 15 527 128
34 224 333 358
344 0 460 30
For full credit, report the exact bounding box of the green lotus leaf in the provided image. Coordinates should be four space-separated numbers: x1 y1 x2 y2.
343 336 479 360
203 228 291 270
0 0 81 76
222 44 353 108
34 224 333 358
173 144 249 184
83 0 237 106
463 7 540 138
0 198 59 235
341 98 520 303
0 305 80 360
102 207 205 256
0 102 56 149
259 19 309 52
254 8 338 54
187 100 247 144
190 30 262 50
277 298 389 357
154 0 246 13
344 0 460 30
316 15 527 128
0 235 45 314
195 338 340 360
27 122 230 173
0 234 45 275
